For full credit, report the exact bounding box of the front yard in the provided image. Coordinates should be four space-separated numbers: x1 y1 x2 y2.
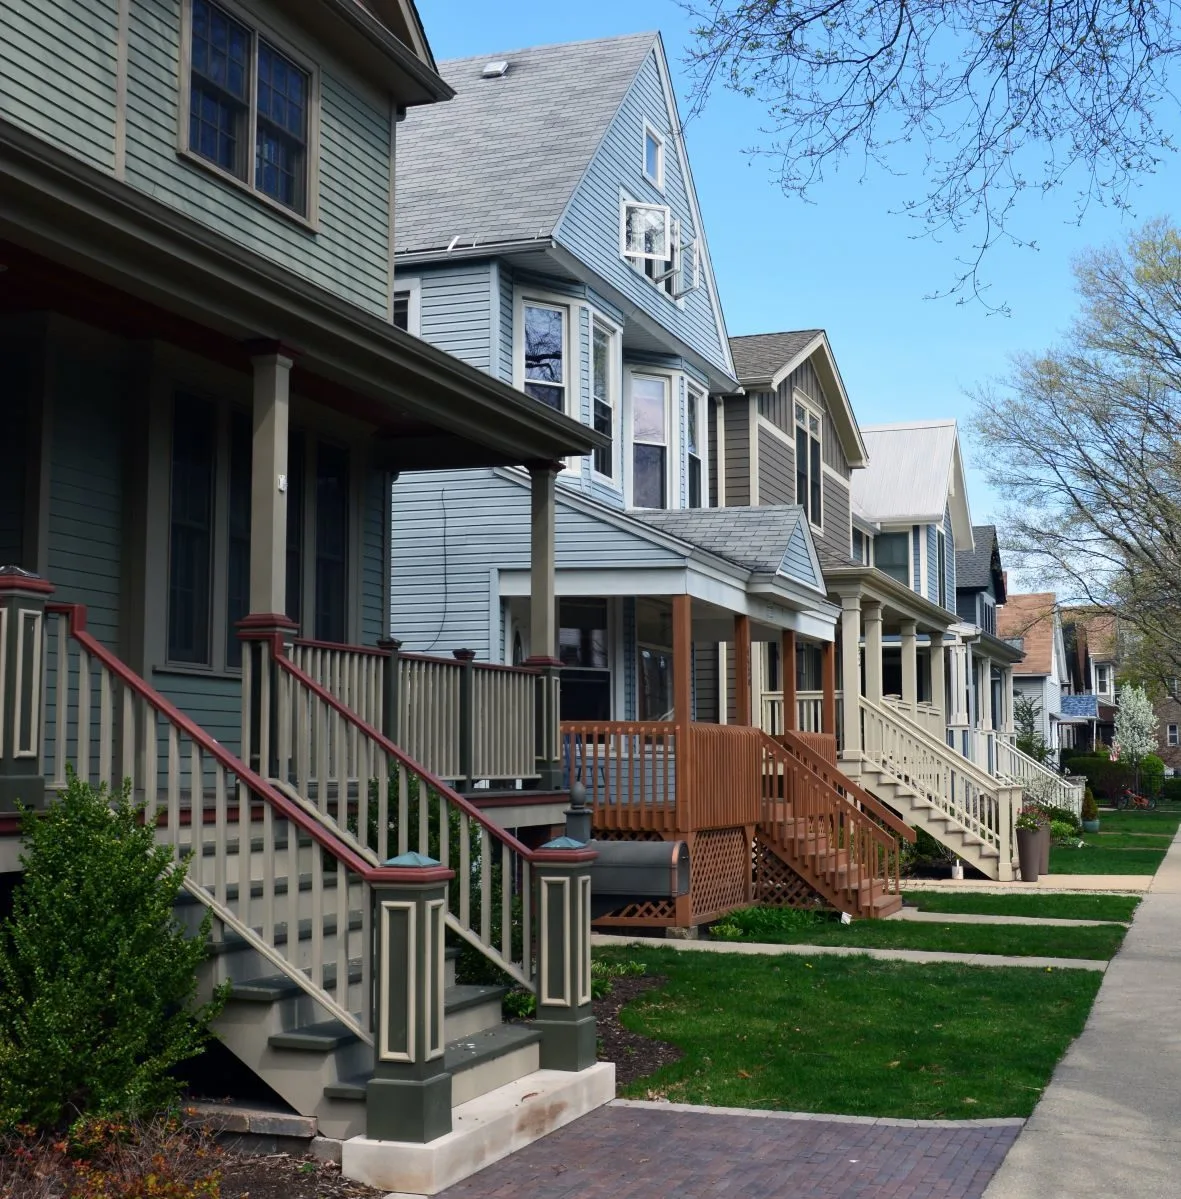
595 945 1101 1119
900 891 1139 922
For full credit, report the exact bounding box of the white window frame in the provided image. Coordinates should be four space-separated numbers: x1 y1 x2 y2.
1095 663 1112 695
628 371 672 510
513 292 573 417
590 316 622 487
392 277 422 335
686 384 707 508
1169 723 1179 747
873 527 913 587
178 0 322 227
793 391 824 533
642 121 665 190
620 197 672 262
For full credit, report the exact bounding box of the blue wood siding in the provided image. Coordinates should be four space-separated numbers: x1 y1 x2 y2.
362 466 387 644
47 354 123 650
498 265 515 383
927 524 939 601
780 522 818 587
416 262 493 371
390 469 683 660
124 0 392 314
154 673 242 755
554 49 729 377
911 526 921 594
945 503 957 601
0 0 119 172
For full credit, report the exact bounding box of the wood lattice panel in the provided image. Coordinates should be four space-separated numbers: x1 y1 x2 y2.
690 827 751 921
753 832 832 910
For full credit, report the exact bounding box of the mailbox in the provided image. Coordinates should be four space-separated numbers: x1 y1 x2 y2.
588 839 690 919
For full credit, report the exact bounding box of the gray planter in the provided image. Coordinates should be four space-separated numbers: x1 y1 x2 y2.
1016 828 1040 882
1082 818 1100 834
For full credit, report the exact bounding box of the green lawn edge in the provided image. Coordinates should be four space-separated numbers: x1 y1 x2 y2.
900 891 1140 922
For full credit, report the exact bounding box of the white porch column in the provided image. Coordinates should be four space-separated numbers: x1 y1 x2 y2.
863 600 883 706
900 619 918 706
840 594 862 756
248 345 294 617
1001 665 1015 733
527 462 559 662
981 659 994 731
929 636 946 724
947 643 970 726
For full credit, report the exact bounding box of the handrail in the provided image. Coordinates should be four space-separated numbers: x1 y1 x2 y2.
290 636 387 658
777 728 916 844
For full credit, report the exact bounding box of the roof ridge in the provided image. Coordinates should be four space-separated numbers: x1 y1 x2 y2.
439 31 657 66
861 418 958 431
730 328 824 341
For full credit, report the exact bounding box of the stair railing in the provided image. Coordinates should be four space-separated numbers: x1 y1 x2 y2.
995 735 1085 815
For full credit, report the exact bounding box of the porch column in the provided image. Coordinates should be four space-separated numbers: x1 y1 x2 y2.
673 595 693 725
0 567 53 813
734 613 752 726
863 601 883 706
947 641 969 756
929 636 946 724
821 639 837 736
1001 665 1015 733
781 628 797 733
899 619 918 706
839 595 862 756
248 343 294 619
526 462 562 789
981 659 994 732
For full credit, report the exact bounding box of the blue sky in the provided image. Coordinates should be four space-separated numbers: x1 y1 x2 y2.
418 0 1181 529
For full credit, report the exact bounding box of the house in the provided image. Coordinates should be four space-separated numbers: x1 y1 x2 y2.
1061 608 1120 748
386 39 900 930
0 0 612 1180
997 593 1074 758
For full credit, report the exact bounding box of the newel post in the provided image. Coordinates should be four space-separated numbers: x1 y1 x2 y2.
366 852 455 1143
377 638 403 746
237 614 298 780
0 566 54 813
453 648 476 791
533 837 598 1071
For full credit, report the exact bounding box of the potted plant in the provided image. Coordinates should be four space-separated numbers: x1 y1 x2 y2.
1082 788 1100 833
1016 804 1042 882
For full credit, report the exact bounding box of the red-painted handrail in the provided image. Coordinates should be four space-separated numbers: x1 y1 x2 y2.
45 603 439 884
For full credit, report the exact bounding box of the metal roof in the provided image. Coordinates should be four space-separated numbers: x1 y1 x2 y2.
1060 694 1100 719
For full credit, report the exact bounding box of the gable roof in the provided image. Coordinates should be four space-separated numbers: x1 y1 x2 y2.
853 420 973 546
1060 694 1100 719
394 34 657 255
997 592 1058 676
730 331 823 381
956 524 1006 600
1062 609 1119 662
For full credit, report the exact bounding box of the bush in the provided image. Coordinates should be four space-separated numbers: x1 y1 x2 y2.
1066 754 1130 799
0 774 226 1129
1162 778 1181 803
1141 754 1165 798
1082 788 1100 821
1040 804 1081 833
1050 820 1080 845
710 906 830 941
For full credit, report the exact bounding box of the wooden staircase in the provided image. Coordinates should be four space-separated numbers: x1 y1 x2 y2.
755 730 908 918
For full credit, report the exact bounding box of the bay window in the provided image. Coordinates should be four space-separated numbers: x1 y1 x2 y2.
592 321 616 479
522 301 566 410
632 375 668 509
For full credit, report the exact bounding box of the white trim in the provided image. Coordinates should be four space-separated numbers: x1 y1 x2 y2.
426 897 445 1060
0 607 6 757
14 609 41 758
686 382 707 508
378 900 416 1063
918 528 929 601
540 876 572 1008
792 390 824 535
642 120 665 191
392 275 422 336
589 313 623 489
627 370 673 509
619 198 672 262
513 289 576 420
578 875 593 1004
756 413 794 448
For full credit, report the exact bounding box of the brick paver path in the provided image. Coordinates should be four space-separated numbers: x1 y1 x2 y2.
437 1102 1021 1198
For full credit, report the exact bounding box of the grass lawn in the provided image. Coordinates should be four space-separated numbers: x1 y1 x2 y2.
901 891 1139 922
1050 843 1167 875
1094 810 1181 836
708 907 1125 959
1078 832 1174 849
598 945 1102 1118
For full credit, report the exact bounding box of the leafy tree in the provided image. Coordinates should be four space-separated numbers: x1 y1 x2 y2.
0 774 225 1129
1013 692 1050 764
973 221 1181 680
1114 684 1159 792
682 0 1181 300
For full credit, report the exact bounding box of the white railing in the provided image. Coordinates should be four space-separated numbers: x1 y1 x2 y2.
397 653 464 781
996 735 1085 816
881 696 946 742
759 690 826 735
860 696 1021 866
290 639 384 729
46 605 377 1046
471 664 536 781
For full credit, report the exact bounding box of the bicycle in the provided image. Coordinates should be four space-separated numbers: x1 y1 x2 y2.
1116 787 1156 811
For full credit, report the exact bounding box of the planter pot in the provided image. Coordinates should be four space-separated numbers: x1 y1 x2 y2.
1082 819 1100 834
1016 828 1041 882
1039 824 1051 876
951 861 964 880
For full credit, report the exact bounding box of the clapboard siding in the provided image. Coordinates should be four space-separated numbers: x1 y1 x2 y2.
154 673 242 755
759 359 852 480
554 49 729 377
695 641 719 722
47 355 124 650
757 425 793 505
781 522 815 582
722 398 750 506
124 0 391 314
945 503 957 601
912 526 922 593
361 466 387 644
390 468 683 660
708 400 719 508
498 264 515 383
0 0 118 172
927 523 939 603
0 350 30 566
817 474 852 566
416 262 493 371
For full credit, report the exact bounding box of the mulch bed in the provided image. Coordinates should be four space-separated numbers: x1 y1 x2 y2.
595 973 682 1089
218 1153 383 1198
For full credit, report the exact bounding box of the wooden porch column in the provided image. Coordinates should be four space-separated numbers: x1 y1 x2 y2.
248 343 294 618
840 595 862 756
672 594 693 725
929 636 946 724
781 628 797 732
863 601 883 706
900 619 918 705
821 639 836 736
734 613 752 725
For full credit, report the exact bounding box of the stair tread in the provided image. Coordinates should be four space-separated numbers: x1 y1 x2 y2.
232 960 362 1004
269 1018 359 1052
208 912 363 955
446 983 510 1015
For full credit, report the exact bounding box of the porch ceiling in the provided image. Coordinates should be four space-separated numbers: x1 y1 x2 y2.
0 121 605 472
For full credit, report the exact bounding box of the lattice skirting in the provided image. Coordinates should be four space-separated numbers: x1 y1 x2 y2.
690 827 751 922
753 832 832 911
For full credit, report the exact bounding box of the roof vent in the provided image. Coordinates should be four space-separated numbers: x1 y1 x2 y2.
481 60 510 79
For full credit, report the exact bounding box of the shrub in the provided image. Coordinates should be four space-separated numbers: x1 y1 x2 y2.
710 906 830 941
1141 754 1165 798
502 988 536 1020
1162 778 1181 803
1082 789 1100 821
0 774 226 1129
1066 754 1130 799
1050 820 1079 845
1040 804 1081 833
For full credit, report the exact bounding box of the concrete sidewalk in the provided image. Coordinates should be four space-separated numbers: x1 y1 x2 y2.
983 827 1181 1198
904 875 1153 893
888 909 1127 928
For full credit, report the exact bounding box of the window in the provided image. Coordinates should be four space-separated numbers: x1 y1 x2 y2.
393 291 410 331
875 531 910 585
981 598 996 636
794 399 822 527
314 443 349 643
687 388 704 508
1169 724 1179 748
637 600 673 720
1095 664 1112 695
632 375 668 509
522 302 566 410
937 529 947 608
621 202 670 261
643 124 664 189
187 0 312 216
225 412 252 667
168 397 216 664
591 322 615 479
558 599 611 721
392 282 420 334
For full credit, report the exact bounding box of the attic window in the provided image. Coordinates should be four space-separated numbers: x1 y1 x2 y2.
481 60 509 78
643 123 664 189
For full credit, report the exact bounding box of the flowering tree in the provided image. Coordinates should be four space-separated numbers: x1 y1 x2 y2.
1114 685 1159 792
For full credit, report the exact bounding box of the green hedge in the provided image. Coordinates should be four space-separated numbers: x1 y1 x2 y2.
1162 778 1181 803
1067 755 1131 799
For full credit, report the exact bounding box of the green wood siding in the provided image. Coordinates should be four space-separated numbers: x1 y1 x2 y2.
125 0 392 314
0 349 30 567
0 0 119 172
362 465 387 645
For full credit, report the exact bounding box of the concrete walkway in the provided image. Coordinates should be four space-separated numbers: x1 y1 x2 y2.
888 908 1127 928
983 826 1181 1199
904 875 1153 893
592 933 1108 972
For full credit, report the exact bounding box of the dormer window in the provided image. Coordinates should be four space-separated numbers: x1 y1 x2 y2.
643 124 664 189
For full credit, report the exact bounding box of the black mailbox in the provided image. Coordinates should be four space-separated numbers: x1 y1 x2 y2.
588 839 690 919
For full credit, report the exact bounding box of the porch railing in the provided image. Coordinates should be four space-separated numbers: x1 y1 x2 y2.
881 696 946 742
760 690 825 735
996 734 1085 815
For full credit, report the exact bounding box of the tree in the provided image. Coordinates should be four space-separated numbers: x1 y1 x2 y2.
972 220 1181 681
1013 692 1049 764
681 0 1181 301
1114 683 1159 792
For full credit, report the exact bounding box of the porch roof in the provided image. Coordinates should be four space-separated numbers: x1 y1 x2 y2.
0 120 605 472
824 564 958 635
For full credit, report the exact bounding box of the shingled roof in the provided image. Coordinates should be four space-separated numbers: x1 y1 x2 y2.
997 592 1058 676
729 331 823 383
956 525 1006 600
394 33 657 255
